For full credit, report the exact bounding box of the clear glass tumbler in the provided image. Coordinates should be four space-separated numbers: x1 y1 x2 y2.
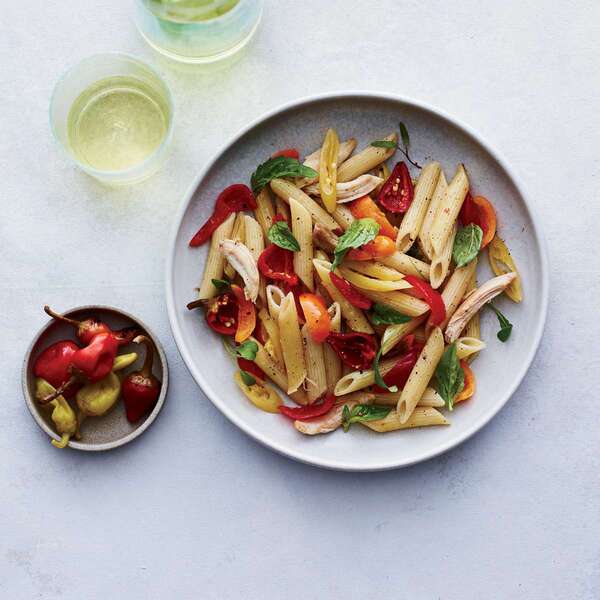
50 53 174 185
134 0 263 64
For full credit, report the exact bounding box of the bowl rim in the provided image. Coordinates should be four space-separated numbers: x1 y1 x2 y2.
165 90 549 471
22 304 169 451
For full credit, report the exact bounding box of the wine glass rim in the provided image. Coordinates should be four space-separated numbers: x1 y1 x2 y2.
136 0 246 26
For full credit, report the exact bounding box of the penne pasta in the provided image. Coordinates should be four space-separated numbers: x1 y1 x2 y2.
397 327 445 423
431 259 477 331
359 289 430 317
334 356 399 396
324 302 342 393
337 266 411 291
362 406 449 432
197 212 236 299
301 324 327 402
243 215 266 303
337 133 398 182
429 222 457 289
278 292 307 393
254 187 275 236
379 251 431 280
429 164 469 255
313 258 374 333
289 197 314 290
266 284 286 321
396 161 441 252
371 387 445 408
380 315 428 355
331 204 355 231
270 178 339 230
258 308 283 366
274 195 290 221
343 260 405 281
418 171 447 260
456 337 486 361
463 271 481 361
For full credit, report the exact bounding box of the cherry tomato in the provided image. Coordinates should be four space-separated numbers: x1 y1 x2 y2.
230 284 256 343
377 161 414 213
299 293 331 342
349 196 397 239
271 148 300 160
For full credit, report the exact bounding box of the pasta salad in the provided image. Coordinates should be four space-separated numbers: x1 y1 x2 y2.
186 126 522 435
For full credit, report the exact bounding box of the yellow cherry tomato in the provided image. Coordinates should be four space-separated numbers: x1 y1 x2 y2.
319 128 340 213
488 236 523 302
234 371 282 413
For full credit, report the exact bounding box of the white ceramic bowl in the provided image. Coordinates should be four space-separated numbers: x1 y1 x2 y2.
166 92 548 471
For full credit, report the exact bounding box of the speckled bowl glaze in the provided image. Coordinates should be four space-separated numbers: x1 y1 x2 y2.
23 305 168 451
166 92 548 471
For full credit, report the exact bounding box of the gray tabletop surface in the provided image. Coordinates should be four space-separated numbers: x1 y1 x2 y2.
2 1 599 598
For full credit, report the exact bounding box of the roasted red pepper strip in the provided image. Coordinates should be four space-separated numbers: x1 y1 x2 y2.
271 148 300 160
205 293 238 336
329 272 372 310
403 275 446 326
237 358 266 382
377 161 414 213
257 244 299 286
70 332 118 383
189 184 257 247
326 331 378 370
279 393 336 420
372 342 424 392
33 340 80 398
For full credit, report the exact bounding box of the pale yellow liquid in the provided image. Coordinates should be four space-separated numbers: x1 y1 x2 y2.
146 0 239 23
67 76 170 172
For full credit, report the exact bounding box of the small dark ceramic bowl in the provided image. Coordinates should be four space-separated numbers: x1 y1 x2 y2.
23 305 168 451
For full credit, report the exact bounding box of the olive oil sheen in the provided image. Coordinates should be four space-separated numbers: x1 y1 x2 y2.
67 76 170 172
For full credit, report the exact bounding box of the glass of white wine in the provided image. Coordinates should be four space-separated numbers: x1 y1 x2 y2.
135 0 263 64
50 53 174 185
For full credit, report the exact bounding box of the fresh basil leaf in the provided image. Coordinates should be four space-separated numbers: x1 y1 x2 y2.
452 224 483 268
240 370 256 386
211 278 231 292
371 303 411 326
235 340 259 361
250 156 317 195
332 218 380 270
488 304 513 342
399 122 410 150
435 343 464 411
373 348 398 393
267 221 301 252
342 403 392 432
371 140 398 149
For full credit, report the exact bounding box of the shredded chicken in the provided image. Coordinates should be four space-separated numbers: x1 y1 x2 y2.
294 392 374 435
304 174 383 204
444 273 517 343
312 223 339 253
219 239 259 302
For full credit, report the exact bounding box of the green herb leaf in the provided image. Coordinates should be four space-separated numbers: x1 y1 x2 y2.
435 343 464 411
250 156 317 195
373 348 398 393
399 122 410 150
488 304 513 342
332 218 380 270
211 278 231 292
452 224 483 268
370 140 398 149
342 403 392 432
371 303 411 326
267 221 301 252
235 340 259 361
240 370 256 386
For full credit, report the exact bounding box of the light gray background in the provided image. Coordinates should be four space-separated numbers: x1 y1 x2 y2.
2 1 598 598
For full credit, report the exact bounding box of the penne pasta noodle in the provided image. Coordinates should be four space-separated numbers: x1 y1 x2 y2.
197 212 236 299
278 292 306 393
313 258 374 334
324 302 342 393
379 251 431 280
337 133 398 182
334 356 399 396
397 327 445 423
359 289 430 317
456 337 486 361
289 197 314 290
331 204 355 231
429 222 457 289
298 138 357 187
396 161 441 252
266 284 286 321
371 387 445 408
418 171 447 260
258 308 284 366
243 215 266 303
337 266 412 292
343 260 405 281
381 315 428 355
362 406 449 432
274 196 290 221
463 271 481 361
429 164 469 255
301 324 327 402
254 187 275 237
270 178 339 230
